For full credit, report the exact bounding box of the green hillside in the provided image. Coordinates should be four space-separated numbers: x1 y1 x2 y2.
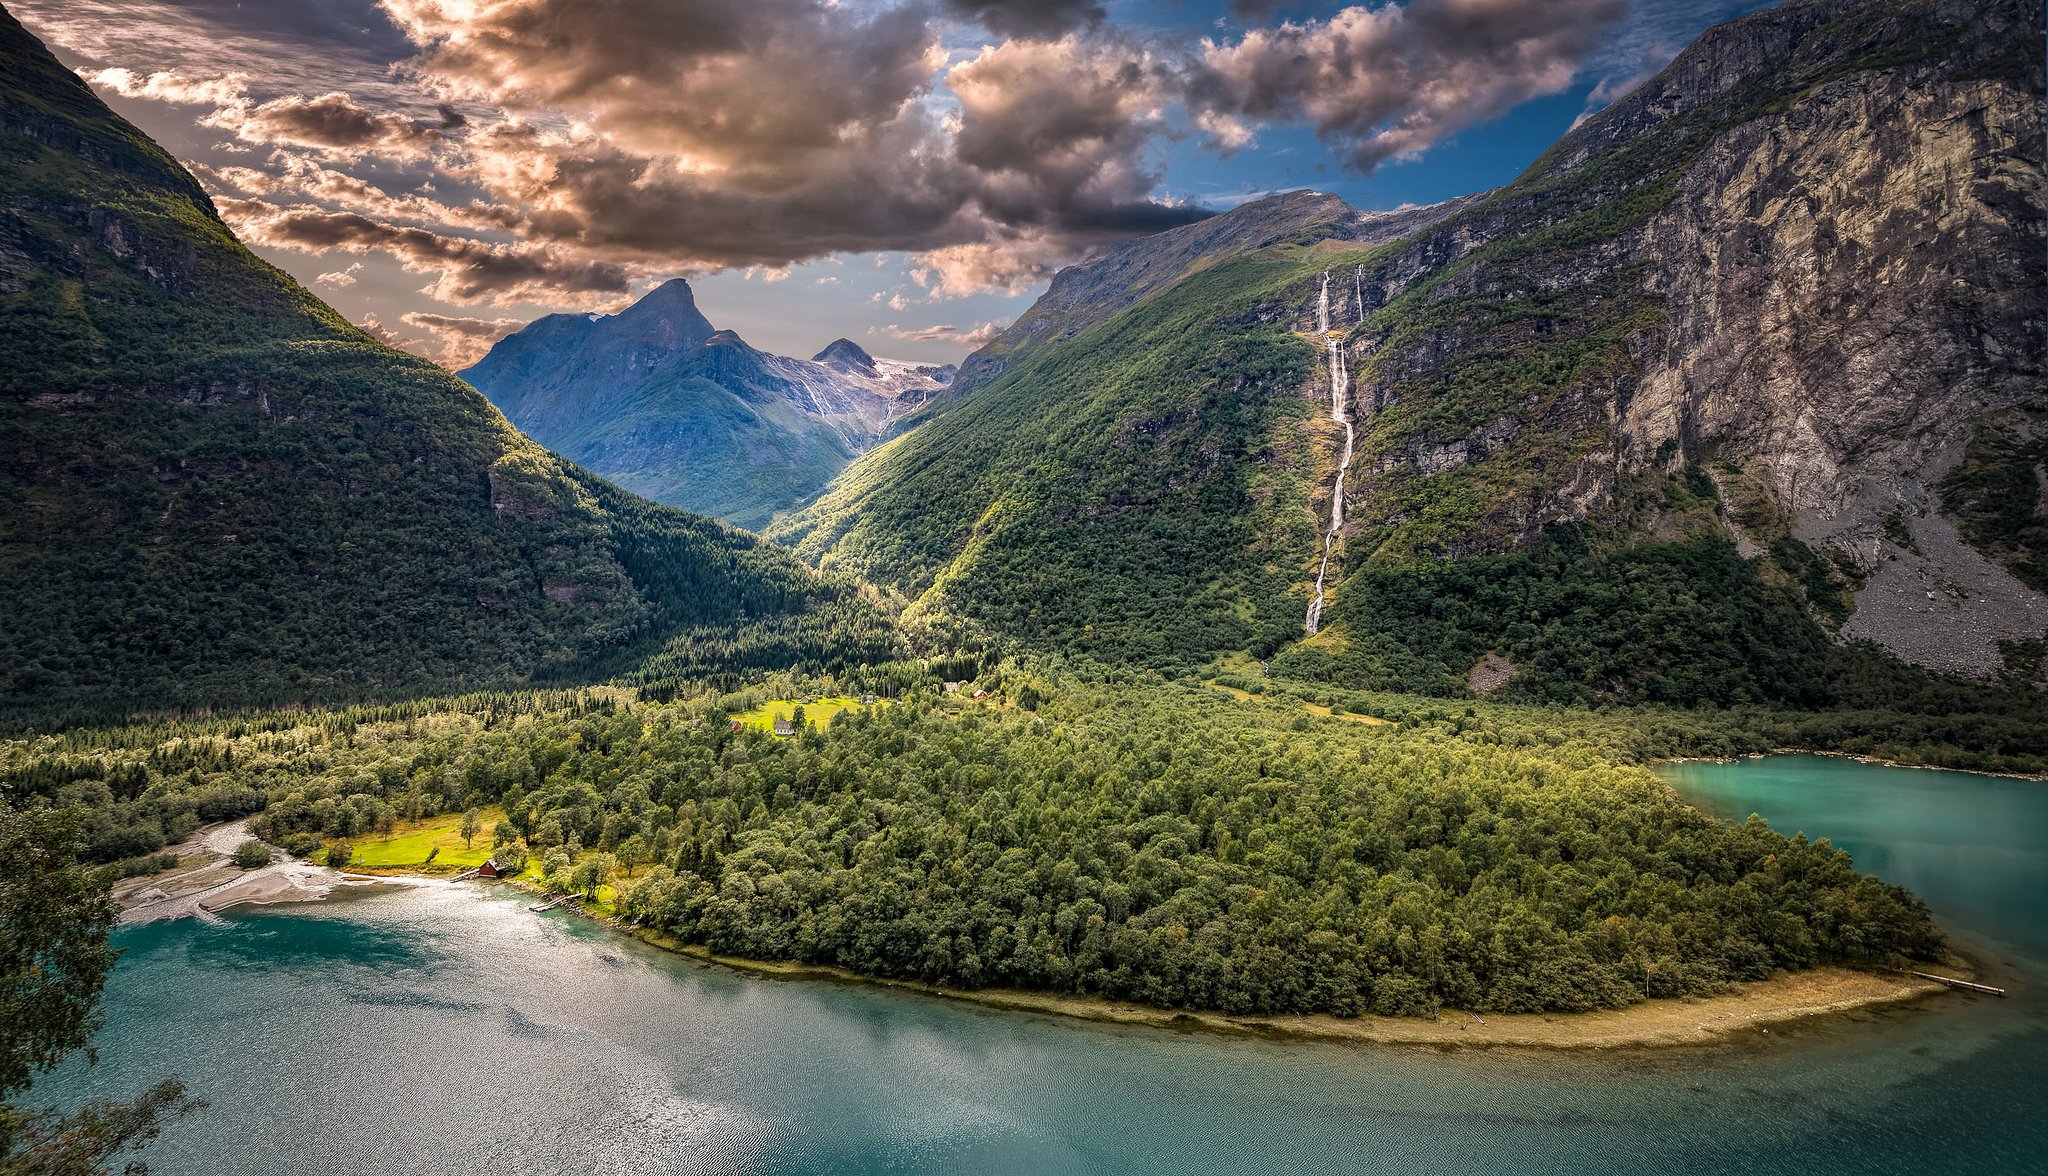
0 8 892 721
775 253 1325 667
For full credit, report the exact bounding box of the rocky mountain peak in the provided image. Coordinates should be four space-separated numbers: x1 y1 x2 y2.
813 338 877 375
607 277 716 349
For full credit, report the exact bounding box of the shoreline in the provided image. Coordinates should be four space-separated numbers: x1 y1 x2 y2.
117 826 1965 1051
1655 748 2048 784
111 821 429 923
625 931 1949 1050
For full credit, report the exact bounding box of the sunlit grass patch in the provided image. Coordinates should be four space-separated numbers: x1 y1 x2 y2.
340 805 508 870
731 695 887 733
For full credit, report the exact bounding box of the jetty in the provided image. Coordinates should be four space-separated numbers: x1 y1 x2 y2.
1908 971 2007 997
529 892 582 913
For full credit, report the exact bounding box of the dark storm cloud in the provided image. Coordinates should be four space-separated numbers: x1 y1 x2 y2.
939 0 1106 40
381 0 1206 291
217 198 635 304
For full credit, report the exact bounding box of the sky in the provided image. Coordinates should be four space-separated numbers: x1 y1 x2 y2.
16 0 1771 367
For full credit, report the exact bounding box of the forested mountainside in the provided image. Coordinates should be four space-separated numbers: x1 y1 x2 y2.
0 9 893 721
462 283 954 529
777 0 2046 705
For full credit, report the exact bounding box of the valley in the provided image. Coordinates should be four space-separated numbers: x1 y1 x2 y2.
0 0 2042 1170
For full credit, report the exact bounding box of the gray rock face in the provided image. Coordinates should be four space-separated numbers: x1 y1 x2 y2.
1627 53 2045 671
1287 0 2045 674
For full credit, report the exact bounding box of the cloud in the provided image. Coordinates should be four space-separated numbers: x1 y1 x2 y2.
356 313 418 349
382 0 945 164
20 0 421 99
883 321 1007 347
316 261 364 287
30 0 1643 317
203 91 462 160
217 198 635 305
938 0 1105 40
399 310 524 366
1194 110 1257 154
199 153 518 231
354 14 1203 298
86 67 247 107
1568 45 1671 130
1189 0 1628 171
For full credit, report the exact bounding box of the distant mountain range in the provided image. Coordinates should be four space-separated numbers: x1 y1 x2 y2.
461 283 956 529
0 7 891 716
777 0 2046 701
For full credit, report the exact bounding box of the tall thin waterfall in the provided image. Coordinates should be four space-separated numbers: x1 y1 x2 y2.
1305 271 1356 636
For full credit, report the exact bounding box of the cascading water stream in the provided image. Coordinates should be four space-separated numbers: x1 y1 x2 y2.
1305 271 1356 635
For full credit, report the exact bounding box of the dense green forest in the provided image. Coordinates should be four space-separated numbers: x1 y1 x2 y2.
0 9 892 724
3 677 1955 1018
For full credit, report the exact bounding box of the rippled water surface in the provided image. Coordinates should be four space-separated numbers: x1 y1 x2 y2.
44 755 2048 1174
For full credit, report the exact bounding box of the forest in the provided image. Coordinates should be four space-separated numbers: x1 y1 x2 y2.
4 673 1954 1018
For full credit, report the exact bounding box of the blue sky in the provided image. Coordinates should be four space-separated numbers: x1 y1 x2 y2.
17 0 1768 366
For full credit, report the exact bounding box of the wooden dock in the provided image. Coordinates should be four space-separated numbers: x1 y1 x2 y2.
529 892 581 913
1908 971 2007 997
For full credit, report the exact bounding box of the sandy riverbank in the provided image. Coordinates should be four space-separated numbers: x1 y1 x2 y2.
625 930 1953 1051
114 820 397 922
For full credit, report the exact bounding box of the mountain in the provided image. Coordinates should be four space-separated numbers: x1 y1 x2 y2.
460 283 955 530
0 7 892 719
775 0 2046 703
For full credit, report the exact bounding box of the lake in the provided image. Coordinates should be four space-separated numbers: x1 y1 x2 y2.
42 755 2048 1174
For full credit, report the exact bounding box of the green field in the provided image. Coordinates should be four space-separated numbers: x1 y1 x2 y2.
338 806 508 871
731 696 887 734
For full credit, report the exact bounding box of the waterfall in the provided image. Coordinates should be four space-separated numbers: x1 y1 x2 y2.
1305 271 1357 636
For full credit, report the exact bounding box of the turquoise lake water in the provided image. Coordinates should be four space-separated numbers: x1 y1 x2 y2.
40 755 2048 1174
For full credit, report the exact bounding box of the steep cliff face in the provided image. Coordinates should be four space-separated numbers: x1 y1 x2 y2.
1289 0 2046 680
1629 56 2044 674
463 280 955 529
